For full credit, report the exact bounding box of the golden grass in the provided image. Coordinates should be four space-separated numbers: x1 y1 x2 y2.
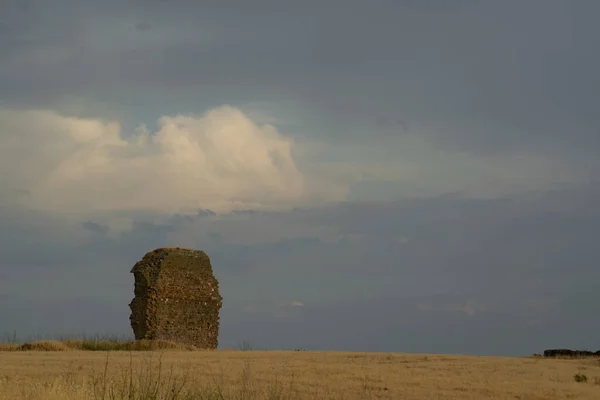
0 339 196 352
18 340 71 351
0 343 18 351
63 338 197 352
1 349 600 399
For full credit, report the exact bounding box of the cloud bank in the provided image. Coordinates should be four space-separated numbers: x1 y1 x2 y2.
0 106 346 215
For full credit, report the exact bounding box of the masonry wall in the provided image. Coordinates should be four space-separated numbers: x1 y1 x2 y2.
129 248 223 349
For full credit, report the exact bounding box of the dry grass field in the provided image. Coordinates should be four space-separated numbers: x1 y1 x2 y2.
1 342 600 399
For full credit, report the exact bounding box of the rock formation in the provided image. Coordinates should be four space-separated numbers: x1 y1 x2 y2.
543 349 600 358
129 247 223 349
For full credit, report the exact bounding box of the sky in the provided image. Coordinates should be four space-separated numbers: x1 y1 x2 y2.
0 0 599 356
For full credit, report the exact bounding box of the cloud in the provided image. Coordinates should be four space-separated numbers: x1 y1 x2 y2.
2 0 599 172
0 106 347 215
291 300 304 307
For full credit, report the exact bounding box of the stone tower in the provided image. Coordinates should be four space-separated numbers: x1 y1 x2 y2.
128 248 223 349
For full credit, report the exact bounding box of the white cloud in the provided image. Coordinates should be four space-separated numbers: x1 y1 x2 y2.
0 106 347 215
291 300 304 307
0 104 583 221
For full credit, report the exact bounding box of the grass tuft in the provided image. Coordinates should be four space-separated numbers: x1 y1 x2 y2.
18 340 71 351
0 343 18 351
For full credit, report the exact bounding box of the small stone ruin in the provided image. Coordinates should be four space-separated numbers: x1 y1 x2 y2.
128 247 223 349
543 348 600 358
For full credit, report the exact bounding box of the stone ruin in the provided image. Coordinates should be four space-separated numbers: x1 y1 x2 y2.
543 348 600 358
128 247 223 349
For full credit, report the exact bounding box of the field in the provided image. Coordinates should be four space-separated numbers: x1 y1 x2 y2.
1 341 600 399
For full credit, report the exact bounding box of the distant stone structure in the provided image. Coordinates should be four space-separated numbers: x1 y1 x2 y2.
128 248 223 349
543 349 600 358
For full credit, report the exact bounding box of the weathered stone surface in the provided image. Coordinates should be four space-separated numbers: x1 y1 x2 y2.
129 247 223 349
